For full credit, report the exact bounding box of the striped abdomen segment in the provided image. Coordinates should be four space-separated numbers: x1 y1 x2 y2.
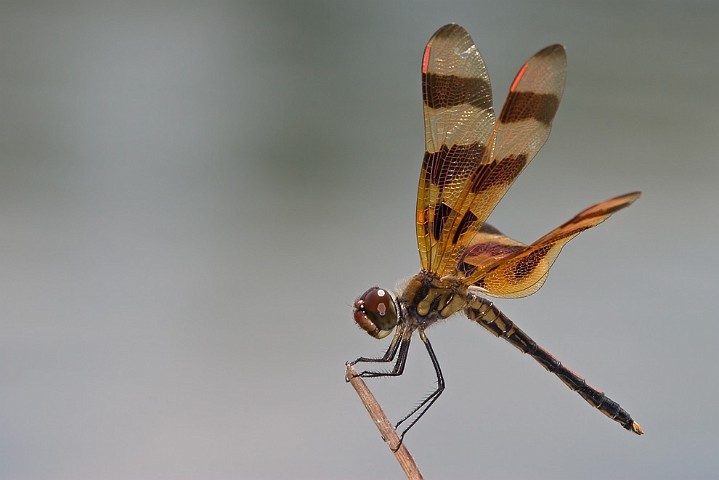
465 292 643 434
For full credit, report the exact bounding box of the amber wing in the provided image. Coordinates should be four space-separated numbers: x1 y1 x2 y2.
417 24 567 277
460 192 641 297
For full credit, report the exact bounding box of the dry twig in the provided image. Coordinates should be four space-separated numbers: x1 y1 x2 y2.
345 364 424 480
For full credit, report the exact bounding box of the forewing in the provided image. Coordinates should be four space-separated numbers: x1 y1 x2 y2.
465 192 641 298
491 44 567 172
441 44 568 275
416 24 496 273
421 40 568 276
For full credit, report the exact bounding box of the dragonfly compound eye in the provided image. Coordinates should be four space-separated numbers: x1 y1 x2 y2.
353 287 398 339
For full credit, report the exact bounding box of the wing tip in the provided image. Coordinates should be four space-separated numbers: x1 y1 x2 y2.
530 44 567 70
617 191 642 206
431 23 467 40
537 44 566 56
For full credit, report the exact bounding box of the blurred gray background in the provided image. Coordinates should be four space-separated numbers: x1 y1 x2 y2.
1 1 717 479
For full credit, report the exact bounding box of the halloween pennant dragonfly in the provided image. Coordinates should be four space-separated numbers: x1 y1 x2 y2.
349 24 642 440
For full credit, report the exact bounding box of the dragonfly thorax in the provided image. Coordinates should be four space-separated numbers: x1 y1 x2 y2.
398 272 469 326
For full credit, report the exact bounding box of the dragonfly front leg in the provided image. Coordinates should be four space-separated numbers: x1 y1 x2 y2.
465 291 643 434
348 326 412 378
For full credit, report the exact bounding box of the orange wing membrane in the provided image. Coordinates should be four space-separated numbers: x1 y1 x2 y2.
417 24 495 273
418 24 567 276
350 24 643 442
461 192 641 297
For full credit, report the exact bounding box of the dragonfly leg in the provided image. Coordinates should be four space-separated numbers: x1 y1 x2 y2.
348 326 412 378
394 329 445 440
465 292 643 434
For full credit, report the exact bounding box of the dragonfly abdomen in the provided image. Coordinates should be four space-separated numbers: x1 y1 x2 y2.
465 292 643 434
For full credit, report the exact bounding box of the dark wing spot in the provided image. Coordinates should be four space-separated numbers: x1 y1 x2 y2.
452 210 478 245
423 143 487 191
459 262 477 277
423 73 492 110
499 92 560 124
511 245 552 280
470 155 527 194
462 241 526 260
458 241 526 278
433 202 453 241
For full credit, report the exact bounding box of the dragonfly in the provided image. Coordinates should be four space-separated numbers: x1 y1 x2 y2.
348 23 643 440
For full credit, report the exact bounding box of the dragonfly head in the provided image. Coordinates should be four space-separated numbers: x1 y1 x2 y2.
353 287 398 339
